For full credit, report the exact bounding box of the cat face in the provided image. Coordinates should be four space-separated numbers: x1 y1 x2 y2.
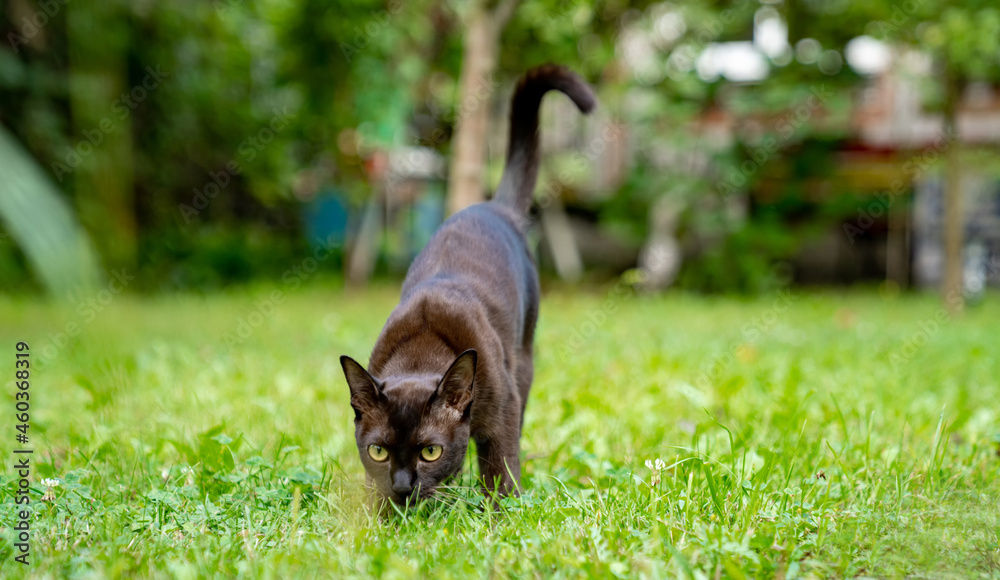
340 350 477 506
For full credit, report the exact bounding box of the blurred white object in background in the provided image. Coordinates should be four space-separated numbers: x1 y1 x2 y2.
963 240 987 305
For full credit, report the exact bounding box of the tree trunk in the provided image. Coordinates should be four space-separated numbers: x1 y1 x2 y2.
67 0 136 273
942 76 963 314
540 199 583 282
885 197 908 289
445 0 519 215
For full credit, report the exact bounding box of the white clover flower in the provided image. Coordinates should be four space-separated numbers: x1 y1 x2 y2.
645 457 665 487
40 478 60 487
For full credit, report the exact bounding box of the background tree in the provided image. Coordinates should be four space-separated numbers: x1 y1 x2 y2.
891 2 1000 312
2 0 999 294
445 0 521 215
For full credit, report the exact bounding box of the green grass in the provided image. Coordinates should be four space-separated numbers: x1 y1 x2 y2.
2 283 999 578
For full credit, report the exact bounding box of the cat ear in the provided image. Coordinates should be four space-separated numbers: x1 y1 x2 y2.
435 349 477 413
340 356 381 417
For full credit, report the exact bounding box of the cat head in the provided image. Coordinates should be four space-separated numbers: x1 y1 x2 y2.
339 350 477 506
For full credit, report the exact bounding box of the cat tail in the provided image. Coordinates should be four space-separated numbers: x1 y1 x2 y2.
493 64 597 216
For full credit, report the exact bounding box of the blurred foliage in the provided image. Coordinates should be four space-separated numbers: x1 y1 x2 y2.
676 216 799 294
136 227 310 292
1 0 999 293
0 125 101 295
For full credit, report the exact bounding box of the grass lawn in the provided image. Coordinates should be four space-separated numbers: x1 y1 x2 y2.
1 283 999 578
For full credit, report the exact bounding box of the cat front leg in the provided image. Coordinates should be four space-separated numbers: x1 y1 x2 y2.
474 433 520 500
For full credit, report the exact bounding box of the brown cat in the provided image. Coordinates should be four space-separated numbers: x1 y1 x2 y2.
340 65 596 507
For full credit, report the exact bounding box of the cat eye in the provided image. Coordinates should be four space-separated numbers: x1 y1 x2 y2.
420 445 443 462
367 445 389 462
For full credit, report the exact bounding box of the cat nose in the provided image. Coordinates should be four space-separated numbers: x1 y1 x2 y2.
391 471 414 495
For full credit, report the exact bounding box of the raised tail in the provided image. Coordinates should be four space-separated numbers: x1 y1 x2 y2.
493 65 597 216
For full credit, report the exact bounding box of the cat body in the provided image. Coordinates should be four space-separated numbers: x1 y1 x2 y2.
341 65 595 506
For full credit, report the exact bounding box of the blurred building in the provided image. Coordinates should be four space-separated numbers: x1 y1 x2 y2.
608 13 1000 290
